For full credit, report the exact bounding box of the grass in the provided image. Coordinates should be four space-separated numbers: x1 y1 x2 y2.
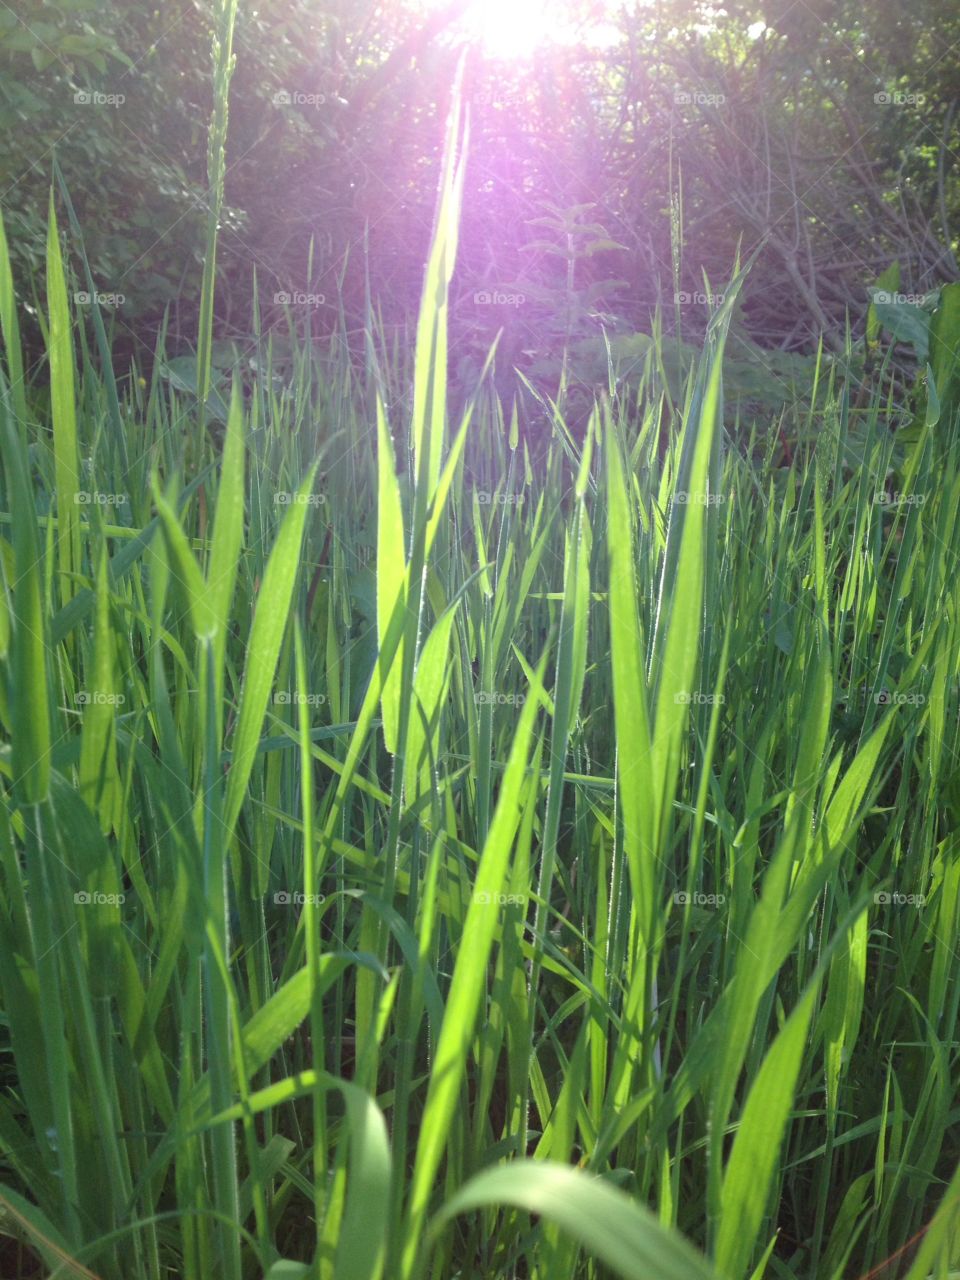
1 72 960 1280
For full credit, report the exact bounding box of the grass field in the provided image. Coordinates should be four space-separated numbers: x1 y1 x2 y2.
1 78 960 1280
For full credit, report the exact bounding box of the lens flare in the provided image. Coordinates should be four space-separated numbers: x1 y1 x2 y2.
475 0 551 60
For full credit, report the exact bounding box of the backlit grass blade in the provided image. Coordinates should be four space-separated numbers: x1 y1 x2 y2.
376 394 406 755
332 1082 392 1280
206 379 245 701
222 463 317 847
153 485 218 640
650 334 726 851
400 657 547 1279
404 603 458 804
77 544 123 833
45 193 81 604
411 59 466 503
605 403 655 938
52 159 128 476
430 1162 721 1280
715 978 819 1278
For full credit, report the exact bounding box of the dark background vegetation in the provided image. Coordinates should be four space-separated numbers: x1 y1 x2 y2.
3 0 959 386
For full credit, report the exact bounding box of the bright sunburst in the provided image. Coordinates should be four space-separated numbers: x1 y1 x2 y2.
472 0 554 60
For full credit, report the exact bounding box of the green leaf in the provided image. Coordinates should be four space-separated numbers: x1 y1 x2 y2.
376 396 406 755
929 282 960 425
0 1186 95 1278
430 1162 720 1280
223 463 317 849
866 262 899 346
153 487 218 640
0 208 26 429
45 193 80 602
715 979 819 1278
402 659 546 1275
868 288 930 360
77 544 123 832
0 381 49 803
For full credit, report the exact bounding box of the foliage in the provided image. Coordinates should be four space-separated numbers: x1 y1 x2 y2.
3 0 959 383
2 92 960 1277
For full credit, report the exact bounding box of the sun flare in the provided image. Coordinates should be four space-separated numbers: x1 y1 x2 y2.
473 0 553 60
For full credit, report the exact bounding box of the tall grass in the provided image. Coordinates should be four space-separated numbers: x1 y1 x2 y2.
0 72 960 1280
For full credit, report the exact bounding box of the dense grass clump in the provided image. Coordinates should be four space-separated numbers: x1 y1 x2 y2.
2 97 960 1280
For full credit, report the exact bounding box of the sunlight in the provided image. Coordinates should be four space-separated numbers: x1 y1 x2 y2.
472 0 554 60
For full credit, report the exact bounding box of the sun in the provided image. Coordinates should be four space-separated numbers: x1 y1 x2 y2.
472 0 554 60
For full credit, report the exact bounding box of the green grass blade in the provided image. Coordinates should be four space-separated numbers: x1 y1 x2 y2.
222 463 317 848
430 1162 721 1280
45 193 81 604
